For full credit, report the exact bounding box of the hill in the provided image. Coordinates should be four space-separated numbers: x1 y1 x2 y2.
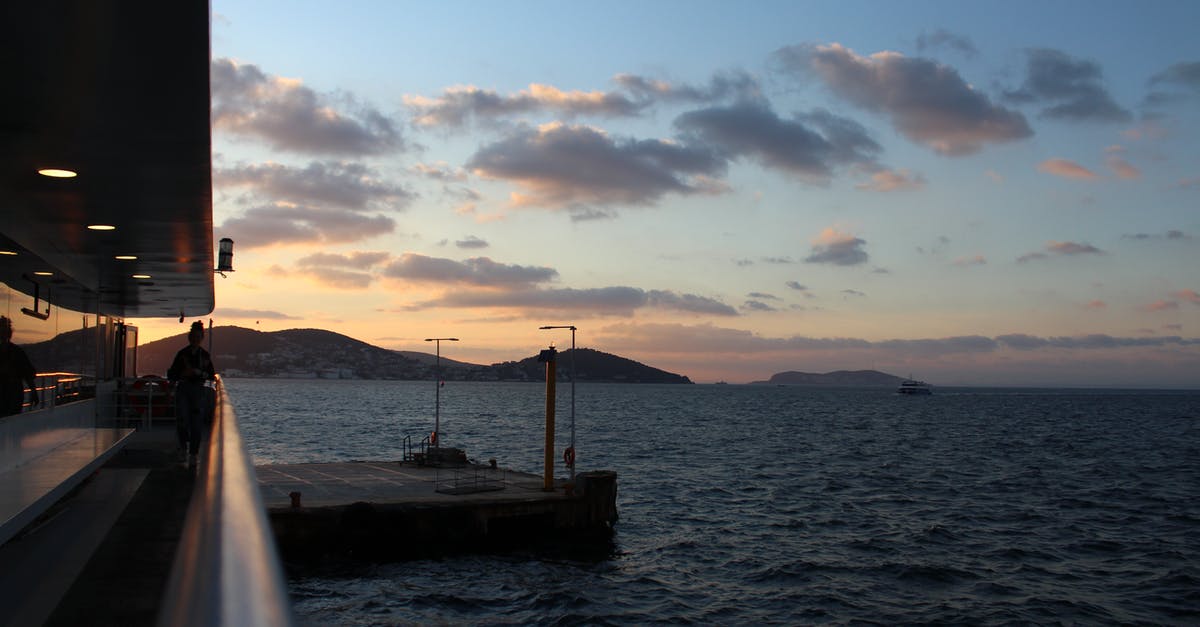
489 348 693 384
751 370 906 387
137 326 691 383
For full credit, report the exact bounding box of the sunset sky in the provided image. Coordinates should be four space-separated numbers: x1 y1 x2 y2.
134 0 1200 386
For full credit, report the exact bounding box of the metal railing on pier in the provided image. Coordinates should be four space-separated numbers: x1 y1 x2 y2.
158 374 293 627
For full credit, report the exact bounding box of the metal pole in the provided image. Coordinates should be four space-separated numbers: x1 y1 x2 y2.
424 337 459 449
570 327 576 482
541 347 556 491
539 325 577 482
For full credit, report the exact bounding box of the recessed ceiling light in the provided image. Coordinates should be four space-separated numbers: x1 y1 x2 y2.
87 224 116 231
0 250 17 256
132 274 152 279
38 168 77 178
114 255 137 260
33 271 53 276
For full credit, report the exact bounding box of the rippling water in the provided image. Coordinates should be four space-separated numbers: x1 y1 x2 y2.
226 379 1200 625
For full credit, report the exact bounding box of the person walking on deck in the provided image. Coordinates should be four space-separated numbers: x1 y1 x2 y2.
168 320 215 466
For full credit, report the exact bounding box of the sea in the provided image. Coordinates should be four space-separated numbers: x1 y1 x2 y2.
223 379 1200 625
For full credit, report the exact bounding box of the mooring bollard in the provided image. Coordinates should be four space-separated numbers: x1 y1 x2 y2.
289 491 302 508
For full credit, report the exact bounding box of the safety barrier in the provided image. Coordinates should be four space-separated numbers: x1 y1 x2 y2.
158 375 293 626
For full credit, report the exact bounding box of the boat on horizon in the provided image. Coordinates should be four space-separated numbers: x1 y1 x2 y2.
897 379 933 395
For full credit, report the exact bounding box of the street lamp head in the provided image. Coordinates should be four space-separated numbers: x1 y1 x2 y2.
424 337 459 341
539 325 576 331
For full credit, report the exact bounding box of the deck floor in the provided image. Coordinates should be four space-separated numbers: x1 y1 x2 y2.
255 461 568 509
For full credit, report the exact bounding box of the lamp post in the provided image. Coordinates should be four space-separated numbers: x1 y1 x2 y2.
539 325 576 481
424 337 458 448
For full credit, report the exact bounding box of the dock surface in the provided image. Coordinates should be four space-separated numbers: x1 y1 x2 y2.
256 461 565 509
256 460 617 563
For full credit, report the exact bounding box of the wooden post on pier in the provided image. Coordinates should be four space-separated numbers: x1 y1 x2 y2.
538 347 557 491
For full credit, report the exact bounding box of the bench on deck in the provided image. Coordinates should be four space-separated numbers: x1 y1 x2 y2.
0 403 135 547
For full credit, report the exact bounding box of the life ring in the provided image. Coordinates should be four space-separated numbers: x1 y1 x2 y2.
563 446 575 466
430 431 437 445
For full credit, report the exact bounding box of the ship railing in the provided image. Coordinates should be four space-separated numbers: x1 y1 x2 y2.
402 433 432 463
19 372 94 414
159 374 293 627
106 376 180 428
435 464 507 495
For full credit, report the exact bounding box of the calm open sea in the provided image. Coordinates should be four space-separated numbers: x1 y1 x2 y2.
225 379 1200 625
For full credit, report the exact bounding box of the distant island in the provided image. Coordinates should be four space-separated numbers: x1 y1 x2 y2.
134 326 692 384
750 370 907 387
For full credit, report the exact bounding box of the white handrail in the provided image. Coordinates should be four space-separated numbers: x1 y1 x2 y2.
158 375 293 626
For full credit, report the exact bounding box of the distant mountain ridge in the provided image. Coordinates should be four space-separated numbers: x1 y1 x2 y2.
752 370 906 387
137 326 691 383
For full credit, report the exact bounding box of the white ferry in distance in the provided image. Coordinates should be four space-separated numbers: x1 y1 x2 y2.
897 378 933 395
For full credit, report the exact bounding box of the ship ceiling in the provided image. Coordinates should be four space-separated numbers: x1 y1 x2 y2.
0 1 214 318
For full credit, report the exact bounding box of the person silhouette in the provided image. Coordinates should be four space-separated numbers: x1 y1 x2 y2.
0 316 38 416
168 320 215 466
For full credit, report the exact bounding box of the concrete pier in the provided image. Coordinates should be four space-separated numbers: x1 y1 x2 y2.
257 461 617 563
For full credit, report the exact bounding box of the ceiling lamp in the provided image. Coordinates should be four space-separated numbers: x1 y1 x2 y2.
38 168 77 178
115 255 137 260
87 224 116 231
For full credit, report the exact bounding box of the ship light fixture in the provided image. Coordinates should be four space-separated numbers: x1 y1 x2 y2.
115 255 137 260
0 250 17 256
33 271 53 276
215 237 234 276
87 224 116 231
132 274 152 279
38 168 77 178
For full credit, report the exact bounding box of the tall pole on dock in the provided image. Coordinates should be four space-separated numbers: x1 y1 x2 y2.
540 325 576 482
424 337 458 448
537 346 557 491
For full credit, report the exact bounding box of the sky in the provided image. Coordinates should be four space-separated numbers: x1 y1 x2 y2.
133 0 1200 387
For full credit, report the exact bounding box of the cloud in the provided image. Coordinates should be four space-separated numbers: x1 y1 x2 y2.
296 251 390 268
412 162 468 182
455 236 489 249
1017 240 1106 263
841 289 866 297
292 252 390 289
742 300 778 312
772 43 1032 155
1084 300 1107 310
596 323 1200 357
785 281 808 291
1105 154 1141 179
1145 61 1200 107
404 83 645 128
747 292 781 300
211 58 403 155
216 161 414 210
466 122 726 208
213 307 302 320
1122 229 1191 241
1143 300 1180 312
675 104 881 184
381 253 557 288
856 168 926 192
1037 158 1099 180
915 28 978 57
995 333 1195 349
614 70 762 104
761 256 794 264
805 228 869 266
1176 176 1200 190
218 203 396 248
407 286 737 316
1173 289 1200 305
952 255 987 267
1004 49 1131 122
